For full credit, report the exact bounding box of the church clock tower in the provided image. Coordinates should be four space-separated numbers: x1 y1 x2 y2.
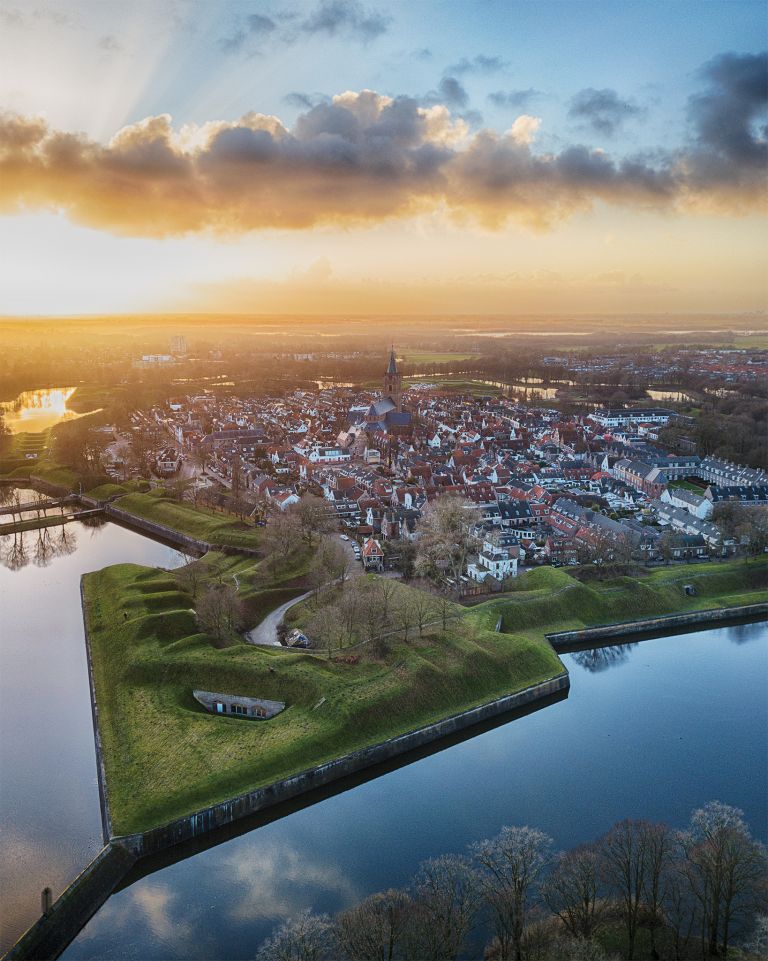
383 346 402 412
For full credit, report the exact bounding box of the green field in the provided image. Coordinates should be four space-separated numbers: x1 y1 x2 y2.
110 489 261 550
399 351 480 364
83 558 766 836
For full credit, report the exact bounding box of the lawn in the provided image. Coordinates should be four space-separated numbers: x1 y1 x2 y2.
112 490 261 550
83 565 563 835
668 478 708 493
84 558 766 836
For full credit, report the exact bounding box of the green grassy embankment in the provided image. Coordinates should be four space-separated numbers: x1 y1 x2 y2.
83 564 563 835
109 489 261 550
471 561 768 636
84 558 765 835
85 480 151 500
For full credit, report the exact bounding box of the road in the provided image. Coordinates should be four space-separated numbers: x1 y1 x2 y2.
245 535 365 646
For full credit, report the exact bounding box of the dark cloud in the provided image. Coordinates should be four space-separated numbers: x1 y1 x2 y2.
683 50 768 202
220 13 277 53
487 88 540 111
688 51 767 165
448 55 507 75
568 87 644 136
221 1 387 53
300 0 389 41
0 52 764 236
422 77 469 109
283 92 329 110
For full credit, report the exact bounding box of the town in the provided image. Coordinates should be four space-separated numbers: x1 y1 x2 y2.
86 345 767 601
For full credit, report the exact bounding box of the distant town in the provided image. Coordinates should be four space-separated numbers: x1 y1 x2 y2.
68 341 764 592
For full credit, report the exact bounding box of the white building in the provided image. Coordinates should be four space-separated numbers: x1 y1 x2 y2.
468 530 520 583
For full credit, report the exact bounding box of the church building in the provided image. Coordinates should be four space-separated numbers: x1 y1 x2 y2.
350 347 412 435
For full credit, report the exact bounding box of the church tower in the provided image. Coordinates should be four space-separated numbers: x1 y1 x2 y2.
383 346 402 412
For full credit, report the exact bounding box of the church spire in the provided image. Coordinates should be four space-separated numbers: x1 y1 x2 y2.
387 345 398 375
383 345 402 412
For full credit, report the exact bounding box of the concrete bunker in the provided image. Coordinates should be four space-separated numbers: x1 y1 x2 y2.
193 690 285 720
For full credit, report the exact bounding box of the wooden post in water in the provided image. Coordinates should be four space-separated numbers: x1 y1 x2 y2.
41 886 52 916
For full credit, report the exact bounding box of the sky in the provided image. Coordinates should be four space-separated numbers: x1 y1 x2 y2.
0 0 766 316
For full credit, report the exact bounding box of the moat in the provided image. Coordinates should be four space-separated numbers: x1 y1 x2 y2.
0 492 765 958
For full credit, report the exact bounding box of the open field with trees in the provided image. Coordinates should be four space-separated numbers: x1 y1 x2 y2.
83 555 766 836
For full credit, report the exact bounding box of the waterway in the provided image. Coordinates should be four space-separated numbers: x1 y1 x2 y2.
58 620 766 961
0 388 97 435
0 505 185 954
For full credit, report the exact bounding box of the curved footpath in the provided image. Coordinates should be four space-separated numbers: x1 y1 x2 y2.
246 590 314 645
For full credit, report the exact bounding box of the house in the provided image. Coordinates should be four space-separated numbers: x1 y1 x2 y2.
155 447 181 476
661 486 713 519
468 530 519 583
361 537 385 571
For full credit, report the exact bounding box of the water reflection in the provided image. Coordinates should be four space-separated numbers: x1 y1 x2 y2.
569 643 638 673
0 524 80 570
0 499 185 954
0 387 99 434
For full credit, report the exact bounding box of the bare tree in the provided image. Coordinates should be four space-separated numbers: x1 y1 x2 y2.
678 801 768 958
196 583 241 643
543 844 605 942
306 602 349 656
289 495 334 548
409 854 482 961
415 495 480 594
598 820 650 961
471 825 554 961
411 590 437 637
175 556 204 600
262 510 303 578
333 889 412 961
256 910 332 961
641 821 675 957
393 592 416 643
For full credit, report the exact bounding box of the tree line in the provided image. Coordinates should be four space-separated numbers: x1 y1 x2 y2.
255 802 766 961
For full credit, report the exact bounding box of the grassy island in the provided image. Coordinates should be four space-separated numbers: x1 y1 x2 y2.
83 556 766 837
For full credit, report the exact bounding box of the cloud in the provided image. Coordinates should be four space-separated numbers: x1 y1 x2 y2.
687 50 767 167
0 54 765 238
487 88 540 111
448 55 508 76
432 76 469 109
283 91 329 110
221 1 388 53
568 87 645 136
300 0 389 40
220 13 277 53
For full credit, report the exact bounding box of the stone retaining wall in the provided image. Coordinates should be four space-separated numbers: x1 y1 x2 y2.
115 671 570 857
80 578 114 843
547 602 768 648
3 844 136 961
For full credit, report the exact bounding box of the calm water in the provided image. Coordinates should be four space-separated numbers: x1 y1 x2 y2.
0 511 184 953
0 387 98 434
61 621 767 961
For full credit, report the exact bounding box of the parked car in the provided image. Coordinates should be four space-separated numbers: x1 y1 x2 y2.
339 534 349 541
